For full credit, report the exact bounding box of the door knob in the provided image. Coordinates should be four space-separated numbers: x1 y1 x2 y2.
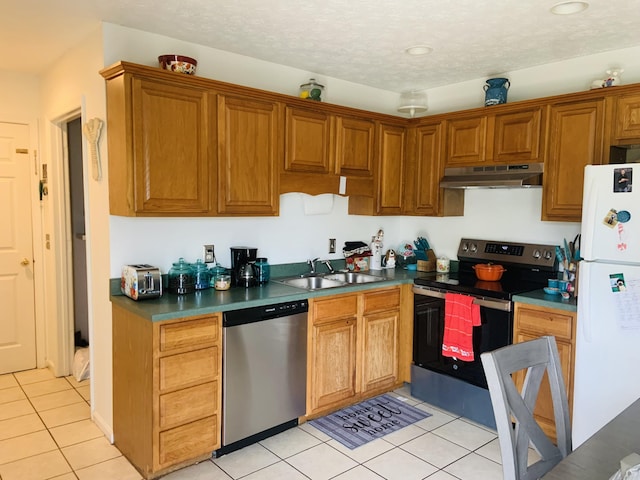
21 258 30 266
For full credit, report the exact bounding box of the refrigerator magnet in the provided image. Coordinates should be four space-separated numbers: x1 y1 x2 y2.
603 208 618 228
610 273 627 292
617 210 631 223
613 167 632 193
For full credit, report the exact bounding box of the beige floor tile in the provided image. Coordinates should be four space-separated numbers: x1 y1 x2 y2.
75 456 142 480
0 399 35 421
30 389 85 412
14 368 56 385
0 374 19 390
0 413 46 441
259 426 322 458
413 403 457 432
0 430 58 465
401 432 470 470
22 378 72 398
160 460 232 479
298 421 332 442
213 443 280 479
425 471 460 480
65 376 89 389
327 437 395 464
0 449 72 480
242 460 309 479
365 447 438 480
61 437 122 470
76 385 91 402
378 423 426 446
50 419 105 448
332 465 385 479
287 443 358 480
443 452 503 480
49 474 79 480
39 402 91 429
0 386 26 405
432 418 497 451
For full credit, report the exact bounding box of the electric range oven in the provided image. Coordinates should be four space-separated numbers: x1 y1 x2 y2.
411 238 558 429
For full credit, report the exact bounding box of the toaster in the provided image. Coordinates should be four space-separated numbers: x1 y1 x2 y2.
121 264 162 300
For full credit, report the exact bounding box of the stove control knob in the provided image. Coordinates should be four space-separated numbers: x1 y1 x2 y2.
543 250 553 260
461 242 469 252
469 243 478 253
533 249 541 259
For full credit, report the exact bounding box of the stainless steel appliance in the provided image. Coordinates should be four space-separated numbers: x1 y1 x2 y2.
120 264 162 300
217 299 308 456
412 238 558 428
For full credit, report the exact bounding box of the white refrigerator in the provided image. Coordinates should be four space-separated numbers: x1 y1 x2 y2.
573 162 640 447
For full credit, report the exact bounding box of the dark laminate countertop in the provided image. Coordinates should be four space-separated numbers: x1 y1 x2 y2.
543 397 640 479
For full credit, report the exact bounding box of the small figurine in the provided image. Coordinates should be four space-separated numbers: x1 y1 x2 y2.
384 249 396 268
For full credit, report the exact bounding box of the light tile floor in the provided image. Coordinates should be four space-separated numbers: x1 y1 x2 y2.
1 369 508 479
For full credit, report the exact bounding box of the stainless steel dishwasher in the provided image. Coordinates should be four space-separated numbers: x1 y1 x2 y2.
216 299 308 456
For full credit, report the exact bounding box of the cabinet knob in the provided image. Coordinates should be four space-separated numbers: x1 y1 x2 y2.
20 258 30 266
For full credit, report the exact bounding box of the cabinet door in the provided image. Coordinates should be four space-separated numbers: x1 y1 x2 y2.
310 317 357 411
543 99 605 222
284 106 334 173
446 115 487 165
406 123 443 215
361 310 399 393
493 107 543 163
132 78 211 214
613 94 640 140
375 122 406 214
216 94 280 215
335 116 375 177
513 331 573 443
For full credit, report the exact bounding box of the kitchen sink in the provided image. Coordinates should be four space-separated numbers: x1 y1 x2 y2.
278 276 346 290
275 272 385 290
323 272 385 284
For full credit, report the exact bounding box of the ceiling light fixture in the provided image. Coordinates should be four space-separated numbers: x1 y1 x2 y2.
550 1 589 15
398 91 428 118
405 45 433 56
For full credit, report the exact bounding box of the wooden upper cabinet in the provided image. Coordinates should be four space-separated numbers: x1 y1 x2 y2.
375 123 405 214
216 94 281 215
284 106 334 174
492 107 544 162
105 73 212 216
446 115 487 165
335 116 375 177
543 98 605 222
406 122 442 215
613 93 640 141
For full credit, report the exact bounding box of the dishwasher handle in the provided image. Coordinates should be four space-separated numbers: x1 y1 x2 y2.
412 285 511 312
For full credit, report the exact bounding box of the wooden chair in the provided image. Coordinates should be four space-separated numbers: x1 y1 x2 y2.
480 335 572 480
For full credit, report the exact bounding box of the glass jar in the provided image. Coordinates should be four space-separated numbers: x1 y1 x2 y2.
209 263 227 288
299 78 324 101
255 257 271 285
192 259 210 290
168 257 195 295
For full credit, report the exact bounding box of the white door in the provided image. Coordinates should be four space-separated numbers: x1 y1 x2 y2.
0 122 36 374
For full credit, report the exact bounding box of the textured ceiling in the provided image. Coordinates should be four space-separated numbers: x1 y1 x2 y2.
3 0 640 92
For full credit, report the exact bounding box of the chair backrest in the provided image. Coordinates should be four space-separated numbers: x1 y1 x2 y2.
480 336 572 480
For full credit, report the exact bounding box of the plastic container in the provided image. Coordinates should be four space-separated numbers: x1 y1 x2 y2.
214 274 231 291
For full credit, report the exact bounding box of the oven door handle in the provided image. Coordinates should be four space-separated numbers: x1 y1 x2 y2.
412 286 512 312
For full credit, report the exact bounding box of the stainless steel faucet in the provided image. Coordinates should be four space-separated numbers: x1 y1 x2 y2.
323 260 335 273
307 258 320 274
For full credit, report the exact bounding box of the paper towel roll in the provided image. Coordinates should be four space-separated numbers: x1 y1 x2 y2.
301 193 334 215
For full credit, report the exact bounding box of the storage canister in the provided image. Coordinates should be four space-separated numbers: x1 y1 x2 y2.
168 257 195 295
255 257 271 285
192 259 210 290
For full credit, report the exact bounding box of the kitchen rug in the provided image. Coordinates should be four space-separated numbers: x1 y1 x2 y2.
309 393 431 449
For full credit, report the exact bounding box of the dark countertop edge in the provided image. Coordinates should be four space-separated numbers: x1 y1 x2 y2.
513 290 578 312
110 269 420 321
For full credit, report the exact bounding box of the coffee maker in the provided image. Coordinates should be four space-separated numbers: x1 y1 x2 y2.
230 246 258 287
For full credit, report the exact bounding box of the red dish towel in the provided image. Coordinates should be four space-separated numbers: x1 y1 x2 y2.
442 293 481 361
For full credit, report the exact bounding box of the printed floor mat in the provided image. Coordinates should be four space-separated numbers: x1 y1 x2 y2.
309 393 431 449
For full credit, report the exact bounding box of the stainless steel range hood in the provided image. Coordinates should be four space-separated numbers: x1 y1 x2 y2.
440 163 544 189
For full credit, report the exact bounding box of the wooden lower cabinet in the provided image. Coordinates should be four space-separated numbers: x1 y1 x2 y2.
112 305 222 479
513 302 576 443
307 286 401 416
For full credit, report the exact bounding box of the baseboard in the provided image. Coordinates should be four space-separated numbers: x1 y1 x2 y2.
92 409 114 443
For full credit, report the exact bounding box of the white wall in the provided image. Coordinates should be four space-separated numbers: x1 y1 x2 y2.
39 26 112 438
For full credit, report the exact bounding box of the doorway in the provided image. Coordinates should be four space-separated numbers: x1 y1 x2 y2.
66 117 90 350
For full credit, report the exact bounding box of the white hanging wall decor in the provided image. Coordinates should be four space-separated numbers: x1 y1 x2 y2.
82 118 104 181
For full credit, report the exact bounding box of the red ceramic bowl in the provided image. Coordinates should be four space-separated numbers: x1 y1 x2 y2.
158 55 197 75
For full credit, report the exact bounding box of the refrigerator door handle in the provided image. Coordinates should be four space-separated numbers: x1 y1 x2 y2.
581 169 598 261
578 261 592 342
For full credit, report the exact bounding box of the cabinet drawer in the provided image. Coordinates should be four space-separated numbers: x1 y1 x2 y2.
159 381 217 429
158 416 218 466
312 294 358 322
159 317 219 353
362 288 400 314
516 307 574 340
159 347 218 392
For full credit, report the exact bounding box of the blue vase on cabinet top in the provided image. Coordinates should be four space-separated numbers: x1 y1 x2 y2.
484 78 510 106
